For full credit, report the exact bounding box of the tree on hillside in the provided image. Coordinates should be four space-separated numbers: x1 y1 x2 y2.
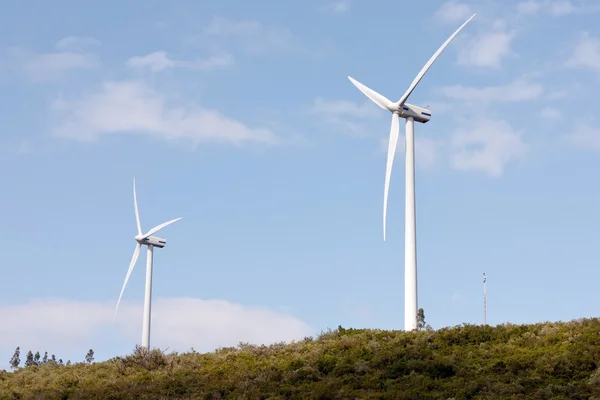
33 351 41 366
9 347 20 369
85 349 95 364
417 308 426 330
51 354 57 363
24 351 34 367
42 352 48 364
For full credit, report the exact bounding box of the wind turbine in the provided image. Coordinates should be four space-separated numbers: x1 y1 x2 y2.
114 178 181 349
347 14 476 331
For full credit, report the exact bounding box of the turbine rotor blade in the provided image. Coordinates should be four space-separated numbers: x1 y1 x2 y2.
396 13 476 107
383 113 400 241
133 178 142 236
348 76 393 110
113 242 141 320
140 217 182 240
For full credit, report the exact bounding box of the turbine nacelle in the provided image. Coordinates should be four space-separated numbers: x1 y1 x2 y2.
387 102 431 124
135 235 167 248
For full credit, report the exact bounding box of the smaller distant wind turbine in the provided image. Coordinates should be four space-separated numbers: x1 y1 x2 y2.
113 178 181 350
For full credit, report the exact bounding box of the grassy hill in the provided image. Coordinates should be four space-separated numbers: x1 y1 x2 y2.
3 319 600 399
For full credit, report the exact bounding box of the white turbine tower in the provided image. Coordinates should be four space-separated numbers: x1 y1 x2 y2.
114 178 181 349
348 14 476 331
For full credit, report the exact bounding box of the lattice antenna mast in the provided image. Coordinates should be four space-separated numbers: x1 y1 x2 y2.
483 273 487 326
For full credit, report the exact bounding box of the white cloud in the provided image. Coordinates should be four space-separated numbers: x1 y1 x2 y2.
321 0 350 13
311 97 531 174
434 1 473 23
550 0 577 15
311 98 441 167
516 0 597 16
55 36 101 50
566 33 600 72
312 98 380 119
438 79 544 103
457 28 515 69
539 106 560 120
2 36 100 81
311 97 382 136
382 135 442 170
567 124 600 150
51 80 276 146
127 51 175 72
450 119 526 176
5 46 97 81
126 51 233 72
202 17 293 53
516 0 543 15
419 101 452 116
415 137 442 169
0 297 313 356
16 140 34 155
517 0 577 15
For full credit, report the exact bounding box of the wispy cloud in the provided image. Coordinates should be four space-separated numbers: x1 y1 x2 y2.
457 24 516 69
539 106 560 120
50 80 277 146
55 36 101 50
566 123 600 150
126 50 233 72
516 0 591 16
312 98 380 119
326 0 351 13
434 0 473 24
4 39 98 81
566 32 600 72
310 96 527 174
516 0 543 15
434 2 518 71
202 17 294 54
450 119 526 176
433 69 531 176
311 97 441 169
2 36 100 81
385 134 443 171
0 297 313 358
437 79 544 103
548 0 578 15
310 97 381 136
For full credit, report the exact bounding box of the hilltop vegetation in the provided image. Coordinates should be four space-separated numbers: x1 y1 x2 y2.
3 319 600 399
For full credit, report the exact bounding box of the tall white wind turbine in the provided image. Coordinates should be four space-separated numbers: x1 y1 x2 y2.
348 14 476 331
114 178 181 349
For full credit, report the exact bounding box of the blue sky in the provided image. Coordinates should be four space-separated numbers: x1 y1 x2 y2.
2 0 600 366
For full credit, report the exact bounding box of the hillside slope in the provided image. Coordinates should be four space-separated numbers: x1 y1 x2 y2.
3 319 600 399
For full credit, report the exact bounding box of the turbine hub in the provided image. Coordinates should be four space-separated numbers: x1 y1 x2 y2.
386 103 400 113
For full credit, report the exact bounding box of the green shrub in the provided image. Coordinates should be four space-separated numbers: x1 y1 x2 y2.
4 318 600 399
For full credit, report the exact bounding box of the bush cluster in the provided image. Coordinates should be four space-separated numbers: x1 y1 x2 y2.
3 319 600 399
